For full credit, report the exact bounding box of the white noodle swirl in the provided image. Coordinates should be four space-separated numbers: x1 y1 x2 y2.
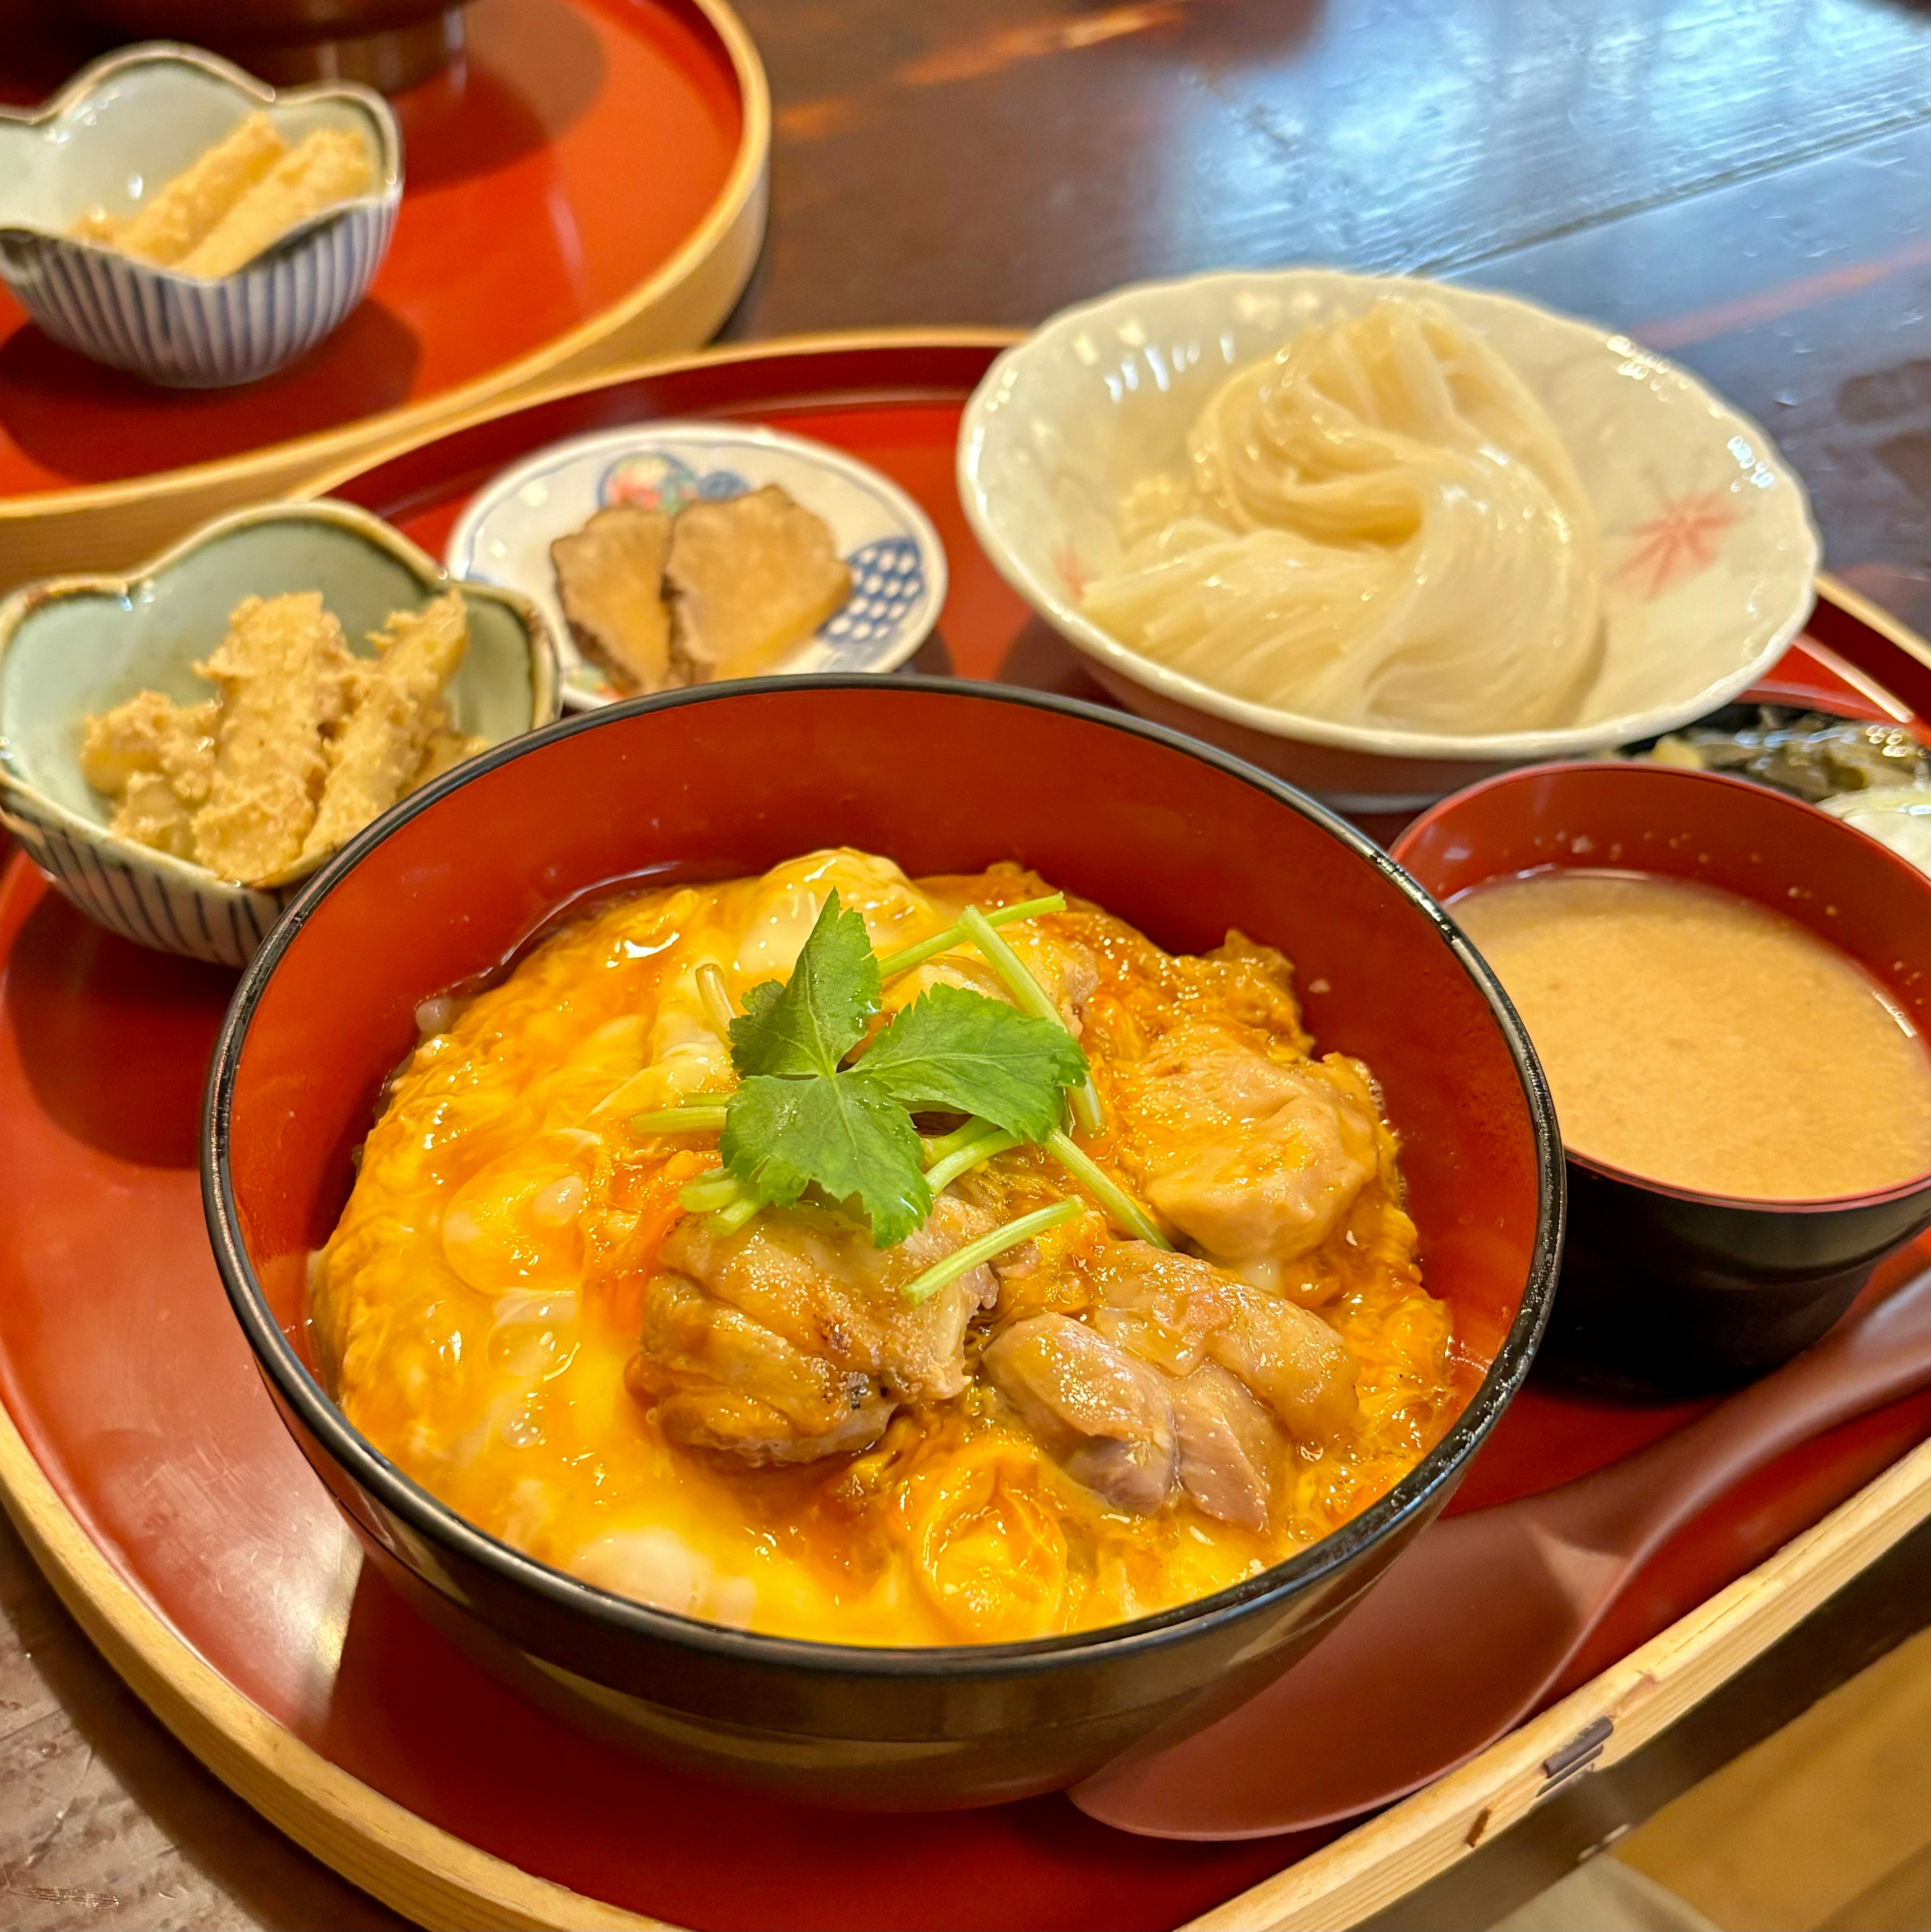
1083 299 1603 733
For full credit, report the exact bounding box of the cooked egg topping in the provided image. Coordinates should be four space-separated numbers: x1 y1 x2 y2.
312 850 1465 1643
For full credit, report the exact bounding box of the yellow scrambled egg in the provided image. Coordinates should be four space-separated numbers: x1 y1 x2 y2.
312 851 1465 1644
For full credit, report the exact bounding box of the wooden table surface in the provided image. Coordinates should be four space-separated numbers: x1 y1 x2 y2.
4 1 1931 1925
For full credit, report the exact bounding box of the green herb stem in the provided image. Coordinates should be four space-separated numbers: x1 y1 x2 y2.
925 1128 1020 1194
677 1172 743 1213
708 1194 763 1238
876 894 1067 980
695 962 737 1040
631 1103 729 1135
957 904 1105 1135
900 1198 1083 1305
920 1119 994 1166
1044 1129 1170 1249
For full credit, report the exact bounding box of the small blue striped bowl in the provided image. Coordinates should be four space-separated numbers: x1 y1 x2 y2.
0 44 401 390
0 501 561 969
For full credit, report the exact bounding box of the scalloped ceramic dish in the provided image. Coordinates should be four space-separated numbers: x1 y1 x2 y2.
0 500 559 966
446 423 948 707
957 269 1822 810
0 43 402 389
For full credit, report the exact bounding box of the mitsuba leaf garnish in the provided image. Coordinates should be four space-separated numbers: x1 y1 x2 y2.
727 894 880 1078
715 890 1090 1247
856 984 1088 1142
721 1073 930 1248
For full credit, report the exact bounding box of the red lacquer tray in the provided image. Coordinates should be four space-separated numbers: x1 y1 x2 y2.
0 0 767 591
5 333 1931 1930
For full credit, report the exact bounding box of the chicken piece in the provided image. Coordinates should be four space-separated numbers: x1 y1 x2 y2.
178 126 374 278
982 1312 1178 1515
1205 1282 1357 1446
627 1195 999 1464
631 1274 894 1464
1087 1240 1357 1446
667 485 850 681
108 111 285 267
1003 921 1100 1037
1168 1363 1280 1530
877 928 1098 1039
551 505 676 694
1118 1023 1378 1265
1085 1241 1238 1373
299 592 469 864
911 869 1101 1036
190 592 357 882
79 690 220 804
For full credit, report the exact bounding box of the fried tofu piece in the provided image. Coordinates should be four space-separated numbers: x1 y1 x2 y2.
666 485 850 681
299 593 469 864
79 689 220 805
551 505 677 694
110 771 198 860
178 127 374 279
107 111 286 268
191 593 357 883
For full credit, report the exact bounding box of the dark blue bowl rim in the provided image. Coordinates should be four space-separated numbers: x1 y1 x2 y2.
202 673 1564 1684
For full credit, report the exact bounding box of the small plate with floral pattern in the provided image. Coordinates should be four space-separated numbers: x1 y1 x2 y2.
446 423 948 708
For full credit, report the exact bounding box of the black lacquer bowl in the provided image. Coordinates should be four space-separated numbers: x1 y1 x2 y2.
1397 759 1931 1395
204 677 1560 1809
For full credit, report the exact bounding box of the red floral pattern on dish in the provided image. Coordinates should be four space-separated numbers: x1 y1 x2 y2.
1613 492 1737 601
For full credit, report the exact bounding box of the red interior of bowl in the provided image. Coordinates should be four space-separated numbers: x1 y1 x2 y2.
1395 760 1931 1021
1394 760 1931 1198
227 685 1544 1378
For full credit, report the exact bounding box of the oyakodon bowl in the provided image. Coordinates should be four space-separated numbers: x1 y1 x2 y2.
1395 761 1931 1394
203 678 1561 1808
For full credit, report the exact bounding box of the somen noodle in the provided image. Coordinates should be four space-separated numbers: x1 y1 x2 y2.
1082 298 1603 733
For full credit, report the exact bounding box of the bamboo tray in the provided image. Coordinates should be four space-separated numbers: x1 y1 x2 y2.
5 333 1931 1929
0 0 768 593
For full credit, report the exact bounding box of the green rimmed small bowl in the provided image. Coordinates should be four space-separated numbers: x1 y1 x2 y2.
0 500 561 967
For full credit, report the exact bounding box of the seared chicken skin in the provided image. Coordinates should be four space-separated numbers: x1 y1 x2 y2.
630 1197 999 1464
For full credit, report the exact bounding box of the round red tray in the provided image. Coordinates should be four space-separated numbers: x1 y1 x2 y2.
2 334 1928 1928
0 0 767 588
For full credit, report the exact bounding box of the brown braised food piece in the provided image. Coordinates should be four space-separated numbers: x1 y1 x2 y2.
666 484 851 680
551 505 677 694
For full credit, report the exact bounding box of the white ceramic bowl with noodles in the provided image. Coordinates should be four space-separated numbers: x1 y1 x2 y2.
958 269 1821 813
446 422 948 709
0 501 558 968
0 44 401 389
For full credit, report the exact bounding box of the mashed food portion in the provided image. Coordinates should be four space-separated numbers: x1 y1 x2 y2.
312 850 1465 1643
73 111 376 277
80 591 482 885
